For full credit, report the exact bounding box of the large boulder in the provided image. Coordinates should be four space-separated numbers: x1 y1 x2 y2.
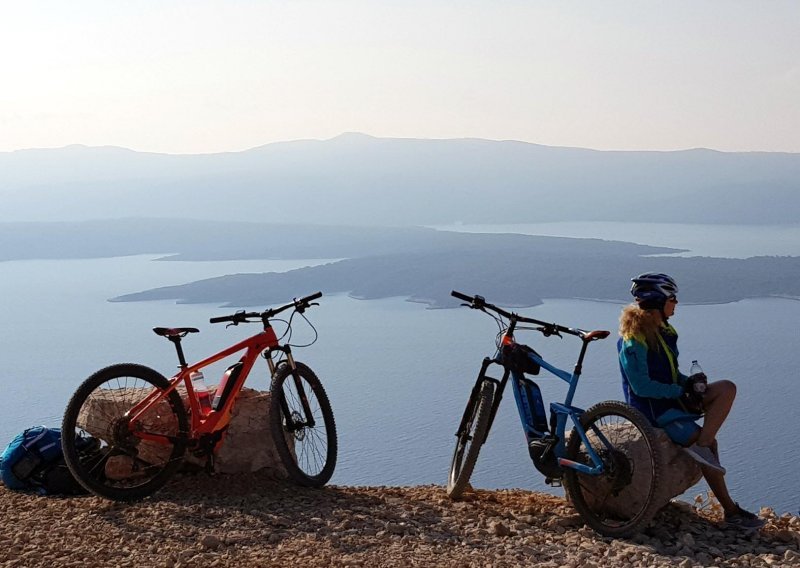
78 386 289 478
652 427 703 504
184 387 289 476
565 425 702 518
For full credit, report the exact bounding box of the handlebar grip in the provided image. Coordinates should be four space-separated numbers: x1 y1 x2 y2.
451 290 472 302
210 315 232 324
303 291 323 303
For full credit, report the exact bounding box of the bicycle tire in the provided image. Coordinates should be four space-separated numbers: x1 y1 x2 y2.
562 400 663 537
269 362 337 487
446 379 495 499
61 363 188 501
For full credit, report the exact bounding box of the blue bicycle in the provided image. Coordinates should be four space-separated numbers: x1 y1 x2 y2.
447 291 664 537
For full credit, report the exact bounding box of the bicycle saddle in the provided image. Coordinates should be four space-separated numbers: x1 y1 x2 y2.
152 327 200 337
583 330 610 341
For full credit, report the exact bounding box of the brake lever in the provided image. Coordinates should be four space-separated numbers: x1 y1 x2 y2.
226 310 247 328
297 301 319 313
539 324 562 338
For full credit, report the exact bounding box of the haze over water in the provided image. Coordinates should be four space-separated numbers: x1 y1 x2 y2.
434 222 800 259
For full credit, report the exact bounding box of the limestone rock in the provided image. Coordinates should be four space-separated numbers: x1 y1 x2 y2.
196 387 289 477
2 482 798 566
565 423 702 519
652 427 703 504
79 385 289 478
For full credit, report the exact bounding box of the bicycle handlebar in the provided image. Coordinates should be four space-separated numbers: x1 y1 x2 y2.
210 291 323 325
451 290 587 339
451 290 473 303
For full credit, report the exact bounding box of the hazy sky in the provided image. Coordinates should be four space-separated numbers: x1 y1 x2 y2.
1 1 798 154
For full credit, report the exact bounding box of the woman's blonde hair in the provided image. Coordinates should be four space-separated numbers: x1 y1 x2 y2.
619 303 662 348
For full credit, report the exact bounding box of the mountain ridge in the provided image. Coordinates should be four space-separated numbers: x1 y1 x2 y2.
2 134 799 225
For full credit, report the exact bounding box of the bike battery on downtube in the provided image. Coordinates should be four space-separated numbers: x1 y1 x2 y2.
212 361 244 411
515 377 549 437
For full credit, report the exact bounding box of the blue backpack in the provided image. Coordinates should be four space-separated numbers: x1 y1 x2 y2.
0 426 94 495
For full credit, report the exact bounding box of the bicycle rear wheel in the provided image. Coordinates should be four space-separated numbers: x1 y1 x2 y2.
61 363 188 501
447 379 495 499
269 362 337 487
562 400 663 537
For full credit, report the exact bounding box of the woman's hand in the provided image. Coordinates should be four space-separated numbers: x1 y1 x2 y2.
681 375 707 414
686 372 708 395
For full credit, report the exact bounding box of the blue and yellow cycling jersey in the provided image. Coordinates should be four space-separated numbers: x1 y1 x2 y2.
617 323 688 423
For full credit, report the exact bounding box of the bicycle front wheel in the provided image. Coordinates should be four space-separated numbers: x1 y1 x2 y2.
61 363 188 501
269 362 337 487
447 379 495 499
562 400 663 537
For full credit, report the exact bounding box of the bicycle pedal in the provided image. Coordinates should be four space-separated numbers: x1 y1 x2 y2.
545 476 562 487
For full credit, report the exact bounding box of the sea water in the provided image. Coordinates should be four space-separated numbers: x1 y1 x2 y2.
1 224 798 514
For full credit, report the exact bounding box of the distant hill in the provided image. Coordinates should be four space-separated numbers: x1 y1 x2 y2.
1 218 796 307
108 233 800 308
2 134 799 225
112 250 800 308
0 219 675 262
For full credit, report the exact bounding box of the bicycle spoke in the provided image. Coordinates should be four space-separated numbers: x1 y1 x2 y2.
63 364 187 500
564 401 661 536
270 363 336 486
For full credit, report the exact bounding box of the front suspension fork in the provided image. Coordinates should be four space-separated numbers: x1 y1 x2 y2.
267 345 316 430
456 357 507 446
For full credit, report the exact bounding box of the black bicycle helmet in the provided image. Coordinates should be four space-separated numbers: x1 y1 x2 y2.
630 273 678 310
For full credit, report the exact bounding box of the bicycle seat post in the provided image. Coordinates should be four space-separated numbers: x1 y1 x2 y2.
168 336 189 369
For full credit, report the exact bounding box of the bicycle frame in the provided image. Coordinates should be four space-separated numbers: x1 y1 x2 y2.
514 348 606 476
127 322 303 446
457 313 610 478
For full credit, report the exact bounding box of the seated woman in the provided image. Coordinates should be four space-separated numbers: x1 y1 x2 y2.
618 272 764 530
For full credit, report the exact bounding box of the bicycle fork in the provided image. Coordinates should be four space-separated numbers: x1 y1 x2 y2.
456 358 508 446
267 345 316 430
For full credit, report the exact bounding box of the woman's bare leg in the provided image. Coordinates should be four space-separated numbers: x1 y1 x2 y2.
697 380 736 447
701 441 737 513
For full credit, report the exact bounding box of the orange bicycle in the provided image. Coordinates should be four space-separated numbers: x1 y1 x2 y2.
61 292 336 501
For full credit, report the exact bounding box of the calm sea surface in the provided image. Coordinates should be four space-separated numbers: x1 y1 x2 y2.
1 222 798 514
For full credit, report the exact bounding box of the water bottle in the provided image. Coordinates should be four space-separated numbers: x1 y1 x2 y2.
212 362 243 411
688 360 707 394
190 370 212 411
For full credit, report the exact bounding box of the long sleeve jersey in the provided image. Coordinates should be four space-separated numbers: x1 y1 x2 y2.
617 324 687 422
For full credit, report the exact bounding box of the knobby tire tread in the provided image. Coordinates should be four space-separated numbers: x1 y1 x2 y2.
269 362 337 487
61 363 188 502
562 400 664 537
447 379 495 499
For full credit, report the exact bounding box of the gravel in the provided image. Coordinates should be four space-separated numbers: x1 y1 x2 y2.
2 472 798 567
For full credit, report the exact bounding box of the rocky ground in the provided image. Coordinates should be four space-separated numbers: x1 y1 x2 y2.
1 473 798 568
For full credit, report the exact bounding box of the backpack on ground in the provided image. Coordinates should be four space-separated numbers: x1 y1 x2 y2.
0 426 96 495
